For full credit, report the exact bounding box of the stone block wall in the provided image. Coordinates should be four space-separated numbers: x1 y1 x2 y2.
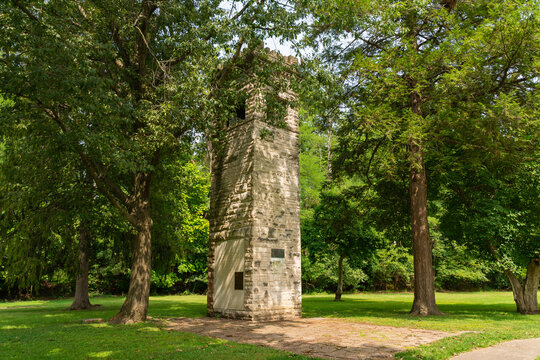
208 79 301 320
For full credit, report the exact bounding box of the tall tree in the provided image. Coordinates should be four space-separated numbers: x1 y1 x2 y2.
69 175 98 310
0 0 301 322
429 0 540 313
439 159 539 314
308 184 379 301
0 118 100 304
304 0 539 315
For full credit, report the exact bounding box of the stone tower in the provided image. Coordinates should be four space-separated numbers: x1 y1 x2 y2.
207 53 301 320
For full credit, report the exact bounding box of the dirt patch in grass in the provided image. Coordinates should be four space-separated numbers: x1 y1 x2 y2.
165 317 462 359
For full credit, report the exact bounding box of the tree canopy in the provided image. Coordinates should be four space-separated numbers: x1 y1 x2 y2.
0 0 538 318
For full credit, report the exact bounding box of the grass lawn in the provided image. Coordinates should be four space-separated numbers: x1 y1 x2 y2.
303 292 540 359
0 292 538 359
0 295 310 360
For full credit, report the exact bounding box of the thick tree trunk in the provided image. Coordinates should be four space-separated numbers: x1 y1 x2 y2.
69 226 92 310
522 258 540 314
335 254 345 301
110 202 153 324
505 258 540 315
409 141 442 316
408 93 442 316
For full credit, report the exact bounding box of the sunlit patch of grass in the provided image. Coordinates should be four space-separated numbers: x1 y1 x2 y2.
87 351 115 358
0 300 49 309
140 326 160 332
87 323 111 328
0 325 30 330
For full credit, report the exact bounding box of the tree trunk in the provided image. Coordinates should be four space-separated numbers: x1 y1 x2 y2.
110 202 153 324
335 254 345 301
407 72 442 315
505 258 540 315
409 140 442 316
522 258 540 314
69 226 92 310
327 127 333 180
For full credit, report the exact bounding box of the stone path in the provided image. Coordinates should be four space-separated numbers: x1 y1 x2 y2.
451 338 540 360
165 317 459 359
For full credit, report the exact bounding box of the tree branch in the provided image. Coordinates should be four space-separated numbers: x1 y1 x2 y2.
134 24 166 74
110 22 133 69
365 136 385 188
34 101 135 224
230 0 254 21
11 0 40 22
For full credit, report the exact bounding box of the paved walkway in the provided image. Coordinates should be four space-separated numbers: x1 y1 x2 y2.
451 338 540 360
165 317 460 359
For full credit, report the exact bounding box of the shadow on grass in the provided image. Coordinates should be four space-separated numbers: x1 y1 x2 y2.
149 298 207 318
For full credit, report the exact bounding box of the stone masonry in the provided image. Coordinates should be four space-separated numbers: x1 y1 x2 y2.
207 53 301 320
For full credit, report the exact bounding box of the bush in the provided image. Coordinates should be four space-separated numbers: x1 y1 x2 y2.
433 240 491 290
302 254 367 294
150 268 207 295
370 246 414 291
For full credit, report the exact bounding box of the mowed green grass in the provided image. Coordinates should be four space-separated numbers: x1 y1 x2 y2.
0 292 538 359
0 295 311 360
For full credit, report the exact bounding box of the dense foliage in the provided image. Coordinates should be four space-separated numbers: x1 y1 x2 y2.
1 117 518 299
0 0 303 322
0 0 538 317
